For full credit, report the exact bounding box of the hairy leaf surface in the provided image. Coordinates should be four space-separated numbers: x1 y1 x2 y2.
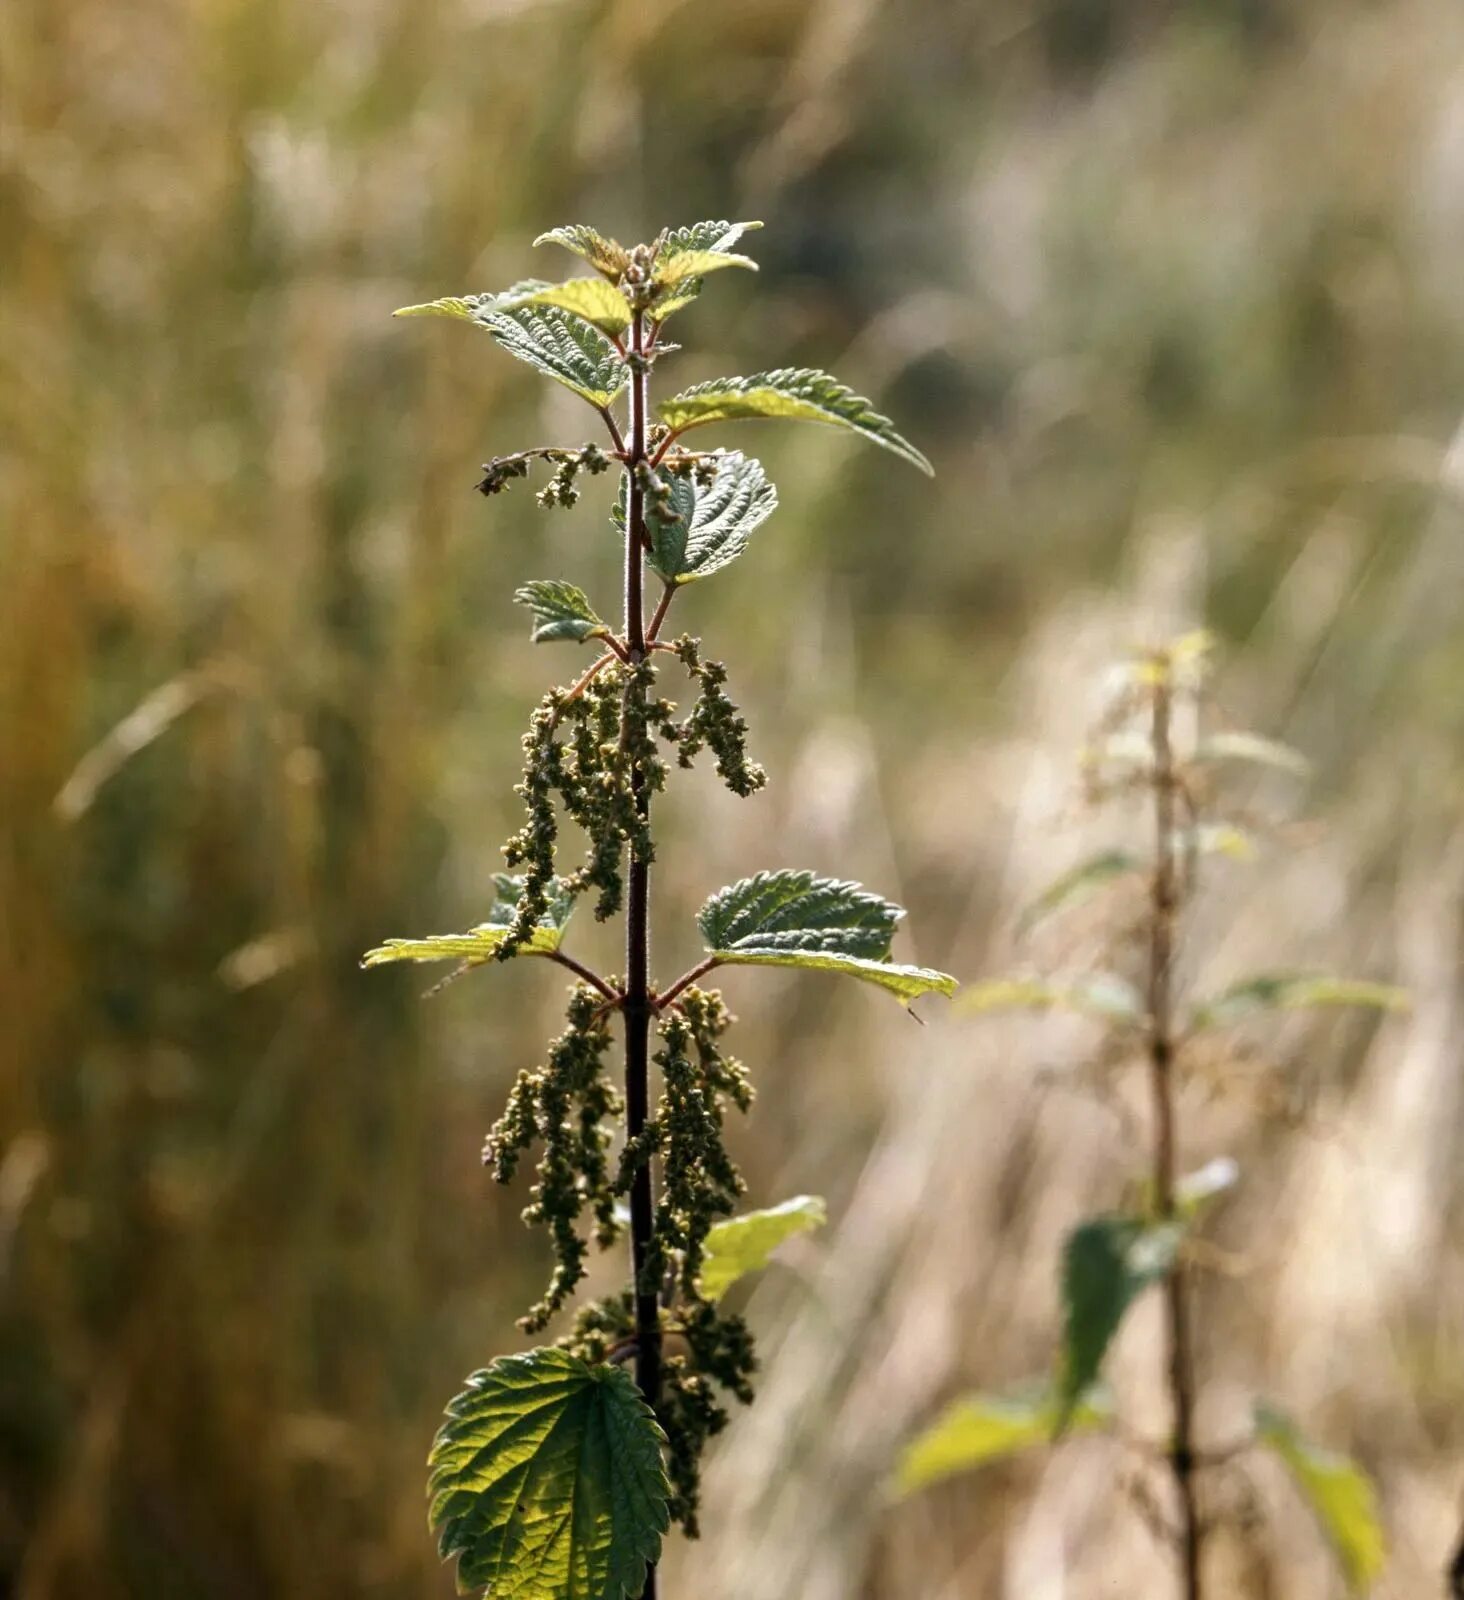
647 453 777 585
894 1386 1113 1497
699 1196 827 1301
1060 1215 1182 1417
428 1349 669 1600
697 870 956 1004
1255 1404 1384 1593
658 369 933 475
491 277 634 337
361 874 575 968
1188 973 1408 1031
514 581 610 645
652 249 757 290
533 224 630 281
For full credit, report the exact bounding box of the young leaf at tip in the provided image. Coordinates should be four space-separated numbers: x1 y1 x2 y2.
514 580 610 645
696 869 956 1005
532 223 631 281
428 1349 670 1600
698 1196 827 1302
360 874 575 969
893 1385 1113 1498
658 368 934 475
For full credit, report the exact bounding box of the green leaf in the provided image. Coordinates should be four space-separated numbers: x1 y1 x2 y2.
397 288 628 407
699 1195 827 1301
1255 1403 1384 1593
1060 1215 1182 1417
956 974 1144 1023
658 368 933 476
429 1348 669 1600
893 1385 1113 1497
1019 850 1142 932
491 277 634 338
652 249 757 290
361 874 575 969
514 581 610 645
1174 1156 1240 1217
1193 731 1311 779
659 219 763 256
697 869 957 1005
647 452 778 585
533 224 630 281
1188 973 1409 1032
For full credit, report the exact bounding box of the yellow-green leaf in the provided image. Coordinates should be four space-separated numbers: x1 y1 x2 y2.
1188 973 1408 1032
956 974 1144 1023
699 1196 827 1301
1255 1403 1384 1594
361 874 574 968
893 1386 1113 1498
533 224 630 281
653 249 757 290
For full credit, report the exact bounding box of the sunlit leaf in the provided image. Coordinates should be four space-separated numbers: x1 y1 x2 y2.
361 874 575 968
658 369 933 475
647 453 778 585
514 580 610 645
1019 849 1142 932
1188 973 1408 1032
428 1348 669 1600
1060 1215 1182 1417
956 975 1144 1023
533 224 631 281
1255 1403 1384 1594
1174 1156 1240 1217
652 249 757 290
893 1385 1113 1497
1193 731 1312 778
394 296 480 321
699 1195 827 1301
491 277 634 338
697 869 956 1006
659 219 763 256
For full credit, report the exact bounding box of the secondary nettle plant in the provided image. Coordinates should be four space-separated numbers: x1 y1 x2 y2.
366 221 953 1600
895 634 1404 1599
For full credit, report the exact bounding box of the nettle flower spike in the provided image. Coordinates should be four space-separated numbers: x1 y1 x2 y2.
374 222 948 1600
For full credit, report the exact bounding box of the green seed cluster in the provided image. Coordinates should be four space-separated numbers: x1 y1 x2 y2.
661 1299 757 1535
476 443 611 503
500 663 677 947
672 636 767 798
481 986 622 1334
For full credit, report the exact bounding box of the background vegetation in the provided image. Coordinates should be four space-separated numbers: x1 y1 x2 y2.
4 0 1464 1593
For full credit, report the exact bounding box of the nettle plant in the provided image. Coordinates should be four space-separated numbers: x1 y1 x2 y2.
895 634 1405 1599
366 220 953 1600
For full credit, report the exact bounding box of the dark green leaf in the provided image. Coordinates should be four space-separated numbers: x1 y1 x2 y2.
514 581 610 645
697 870 956 1005
428 1348 669 1600
533 224 631 281
658 368 933 475
1060 1215 1182 1417
361 874 575 969
699 1195 827 1301
1255 1403 1384 1593
893 1385 1113 1497
1188 973 1408 1032
647 452 777 585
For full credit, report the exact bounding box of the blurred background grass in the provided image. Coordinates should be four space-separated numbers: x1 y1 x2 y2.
4 0 1464 1594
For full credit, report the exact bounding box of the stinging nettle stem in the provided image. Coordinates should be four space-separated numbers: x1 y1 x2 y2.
1147 667 1203 1600
621 308 661 1600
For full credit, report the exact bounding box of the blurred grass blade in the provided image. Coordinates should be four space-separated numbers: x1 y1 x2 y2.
957 974 1144 1023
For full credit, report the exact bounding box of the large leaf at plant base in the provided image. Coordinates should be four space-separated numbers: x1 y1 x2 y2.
361 874 575 969
957 974 1144 1024
429 1349 669 1600
658 369 934 475
395 292 626 407
647 452 778 585
699 1196 827 1301
1059 1215 1183 1418
533 224 630 281
893 1386 1113 1498
1255 1404 1384 1594
514 581 610 645
696 870 956 1005
1187 973 1408 1032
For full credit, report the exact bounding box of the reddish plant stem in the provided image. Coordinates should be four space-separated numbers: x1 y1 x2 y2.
621 309 661 1600
1147 668 1203 1600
